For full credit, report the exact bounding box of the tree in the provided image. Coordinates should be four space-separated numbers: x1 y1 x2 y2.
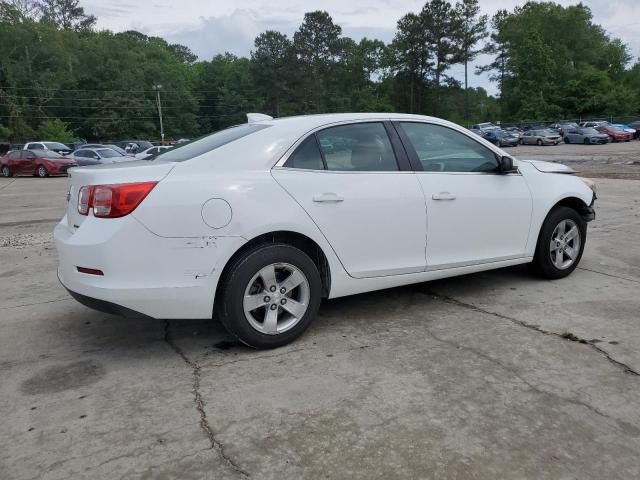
293 11 342 112
38 0 95 31
251 31 295 116
421 0 458 115
476 9 510 117
453 0 487 123
37 118 74 143
0 0 39 21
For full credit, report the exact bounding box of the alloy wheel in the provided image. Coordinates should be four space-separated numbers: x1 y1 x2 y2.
1 166 9 177
243 262 310 335
37 166 47 177
549 219 581 270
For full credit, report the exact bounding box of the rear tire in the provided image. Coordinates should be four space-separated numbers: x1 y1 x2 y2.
531 206 586 279
37 165 48 178
537 139 543 146
584 138 589 145
564 137 570 144
1 165 11 177
216 243 322 349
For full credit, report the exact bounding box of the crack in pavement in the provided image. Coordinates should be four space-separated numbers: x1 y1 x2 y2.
1 297 72 310
422 326 632 432
423 289 640 377
577 266 640 285
163 320 250 478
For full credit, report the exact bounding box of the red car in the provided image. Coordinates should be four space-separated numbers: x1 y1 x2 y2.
0 149 77 177
596 125 632 142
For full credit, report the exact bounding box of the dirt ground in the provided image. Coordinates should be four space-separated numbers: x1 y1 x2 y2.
509 140 640 179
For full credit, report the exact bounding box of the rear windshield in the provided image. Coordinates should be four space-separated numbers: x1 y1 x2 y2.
43 142 70 150
152 124 271 162
97 149 121 158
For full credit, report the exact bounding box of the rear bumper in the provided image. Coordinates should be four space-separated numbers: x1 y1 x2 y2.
54 215 246 319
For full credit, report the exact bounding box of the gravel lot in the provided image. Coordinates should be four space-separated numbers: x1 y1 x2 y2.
1 144 640 479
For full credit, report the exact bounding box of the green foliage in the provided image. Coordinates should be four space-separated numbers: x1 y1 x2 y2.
36 118 73 142
0 123 10 140
0 0 637 141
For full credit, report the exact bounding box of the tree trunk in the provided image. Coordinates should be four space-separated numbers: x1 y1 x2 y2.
464 59 469 125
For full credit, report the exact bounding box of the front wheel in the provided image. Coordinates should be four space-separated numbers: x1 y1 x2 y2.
537 139 543 146
532 206 586 279
37 165 48 178
1 165 11 177
216 243 322 349
584 138 590 145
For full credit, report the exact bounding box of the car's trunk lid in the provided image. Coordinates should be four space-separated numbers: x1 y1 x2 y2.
65 160 175 231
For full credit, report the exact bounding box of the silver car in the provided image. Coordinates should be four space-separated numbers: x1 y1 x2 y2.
563 128 609 145
72 148 130 166
520 129 562 146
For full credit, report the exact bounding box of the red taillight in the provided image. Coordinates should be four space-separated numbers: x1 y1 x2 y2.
77 182 157 218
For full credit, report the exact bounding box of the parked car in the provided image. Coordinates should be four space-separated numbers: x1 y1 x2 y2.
102 144 132 156
628 121 640 139
502 127 523 139
116 140 154 154
134 146 173 160
550 122 579 136
563 128 610 145
482 128 519 147
1 149 77 177
72 148 130 166
596 125 632 142
519 129 562 146
55 113 596 349
23 141 72 155
612 124 636 136
580 121 608 129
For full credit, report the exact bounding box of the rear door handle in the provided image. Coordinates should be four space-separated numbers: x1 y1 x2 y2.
313 193 344 203
432 192 456 201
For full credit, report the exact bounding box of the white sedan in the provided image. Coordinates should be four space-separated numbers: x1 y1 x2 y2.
55 113 596 348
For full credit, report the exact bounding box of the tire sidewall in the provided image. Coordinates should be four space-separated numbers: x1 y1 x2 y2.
218 243 322 349
37 165 47 177
1 165 10 177
534 206 587 279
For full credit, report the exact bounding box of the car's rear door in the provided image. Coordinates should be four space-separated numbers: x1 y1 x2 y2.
395 121 532 269
272 121 427 278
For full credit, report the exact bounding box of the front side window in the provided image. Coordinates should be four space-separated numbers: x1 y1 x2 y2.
8 151 20 159
316 123 398 172
399 122 498 173
27 143 42 150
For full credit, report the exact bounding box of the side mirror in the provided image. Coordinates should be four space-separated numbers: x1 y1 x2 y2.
498 156 518 174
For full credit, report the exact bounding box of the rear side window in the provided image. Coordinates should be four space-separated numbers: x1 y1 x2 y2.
8 151 21 159
155 124 271 162
399 122 498 173
285 136 324 170
27 143 42 150
316 123 398 172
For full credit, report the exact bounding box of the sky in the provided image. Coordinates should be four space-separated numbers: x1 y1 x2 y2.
83 1 640 96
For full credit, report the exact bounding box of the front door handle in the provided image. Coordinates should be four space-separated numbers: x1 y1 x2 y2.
313 193 344 203
432 192 456 201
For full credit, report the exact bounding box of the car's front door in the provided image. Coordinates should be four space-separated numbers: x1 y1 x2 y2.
272 121 427 278
21 151 37 174
395 121 533 269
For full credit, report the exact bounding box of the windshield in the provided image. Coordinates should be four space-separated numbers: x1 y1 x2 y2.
153 124 271 162
43 142 70 150
104 145 127 155
97 149 121 158
32 149 63 158
541 129 557 135
580 128 599 134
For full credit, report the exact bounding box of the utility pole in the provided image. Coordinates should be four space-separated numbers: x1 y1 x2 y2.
153 84 165 145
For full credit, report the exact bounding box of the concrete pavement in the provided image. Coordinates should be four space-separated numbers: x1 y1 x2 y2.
1 175 639 479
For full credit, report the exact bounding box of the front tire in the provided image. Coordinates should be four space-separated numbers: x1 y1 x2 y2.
1 165 11 177
537 139 543 146
216 243 322 349
37 165 48 178
532 206 586 279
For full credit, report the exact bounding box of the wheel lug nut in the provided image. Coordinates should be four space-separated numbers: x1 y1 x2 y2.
280 287 286 294
270 304 277 310
269 285 276 292
263 296 270 303
280 299 286 305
